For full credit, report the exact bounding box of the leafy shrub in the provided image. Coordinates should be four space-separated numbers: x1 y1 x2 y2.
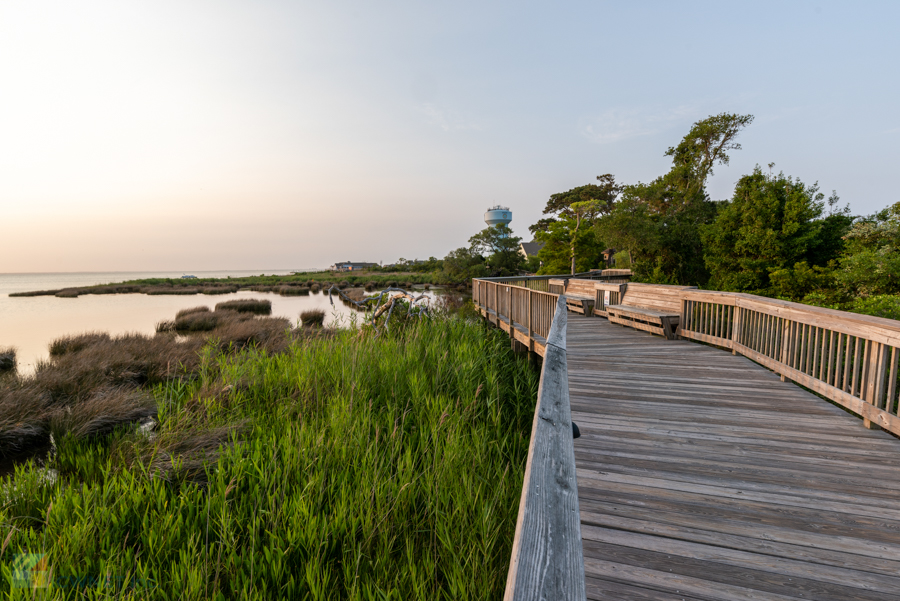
850 295 900 321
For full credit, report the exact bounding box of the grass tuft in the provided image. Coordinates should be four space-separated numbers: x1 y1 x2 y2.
300 308 326 327
214 299 272 315
176 306 210 319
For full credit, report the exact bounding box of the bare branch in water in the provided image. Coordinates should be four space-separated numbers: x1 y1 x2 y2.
325 286 430 331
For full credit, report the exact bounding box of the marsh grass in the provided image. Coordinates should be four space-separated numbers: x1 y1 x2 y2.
215 299 272 315
175 311 221 332
176 306 210 319
278 286 310 296
0 314 535 598
300 308 326 327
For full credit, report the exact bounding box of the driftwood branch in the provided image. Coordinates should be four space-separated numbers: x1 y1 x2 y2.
326 286 430 332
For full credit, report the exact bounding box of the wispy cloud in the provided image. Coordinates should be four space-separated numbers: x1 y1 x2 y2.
416 103 480 132
580 105 699 144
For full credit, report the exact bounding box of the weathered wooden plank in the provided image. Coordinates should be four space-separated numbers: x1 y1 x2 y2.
565 313 900 600
505 295 585 601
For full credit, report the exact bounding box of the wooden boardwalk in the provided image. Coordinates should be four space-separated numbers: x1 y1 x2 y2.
567 314 900 601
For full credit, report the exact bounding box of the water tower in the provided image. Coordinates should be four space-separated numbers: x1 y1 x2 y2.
484 205 512 228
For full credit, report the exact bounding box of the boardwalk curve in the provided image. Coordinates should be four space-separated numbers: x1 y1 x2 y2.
569 314 900 601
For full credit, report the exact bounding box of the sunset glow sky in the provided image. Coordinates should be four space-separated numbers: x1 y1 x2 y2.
2 1 898 272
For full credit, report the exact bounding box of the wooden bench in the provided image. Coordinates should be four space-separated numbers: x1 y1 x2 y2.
606 283 696 340
561 279 597 315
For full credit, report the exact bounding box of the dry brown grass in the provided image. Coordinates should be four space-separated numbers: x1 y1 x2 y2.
209 316 292 352
175 311 221 332
278 286 310 296
176 306 210 319
49 388 156 440
214 299 272 315
300 309 326 327
0 304 312 466
49 332 112 357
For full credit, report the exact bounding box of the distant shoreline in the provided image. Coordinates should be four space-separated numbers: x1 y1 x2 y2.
9 270 446 299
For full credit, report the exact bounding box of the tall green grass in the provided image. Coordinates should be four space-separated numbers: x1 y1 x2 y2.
0 316 537 599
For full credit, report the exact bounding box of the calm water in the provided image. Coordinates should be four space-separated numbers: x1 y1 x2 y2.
0 270 408 374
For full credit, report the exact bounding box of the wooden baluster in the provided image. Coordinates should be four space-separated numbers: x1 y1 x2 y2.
851 338 862 397
732 305 742 354
863 342 885 429
752 311 761 352
887 347 899 415
811 327 820 379
834 333 844 390
716 304 723 339
843 335 854 393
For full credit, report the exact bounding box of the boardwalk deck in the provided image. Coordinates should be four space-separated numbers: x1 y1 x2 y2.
567 314 900 601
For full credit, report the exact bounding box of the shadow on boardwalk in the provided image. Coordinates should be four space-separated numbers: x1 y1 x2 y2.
568 314 900 601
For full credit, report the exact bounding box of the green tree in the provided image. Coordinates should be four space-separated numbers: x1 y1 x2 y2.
703 167 833 295
440 247 486 283
595 113 753 285
535 220 604 274
468 224 524 276
532 174 621 274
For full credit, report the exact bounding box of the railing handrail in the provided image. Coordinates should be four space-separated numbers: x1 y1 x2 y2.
475 269 631 283
503 295 586 601
680 289 900 345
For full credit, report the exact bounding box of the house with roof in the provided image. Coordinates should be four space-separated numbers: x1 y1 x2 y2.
518 241 544 260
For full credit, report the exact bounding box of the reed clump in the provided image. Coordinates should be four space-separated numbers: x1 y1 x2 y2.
214 299 272 315
299 308 326 327
277 286 310 296
49 332 112 357
174 310 221 332
176 306 210 319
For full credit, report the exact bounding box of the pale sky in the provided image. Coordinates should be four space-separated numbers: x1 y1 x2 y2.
2 1 898 272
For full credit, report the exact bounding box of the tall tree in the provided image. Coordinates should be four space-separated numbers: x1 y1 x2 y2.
534 174 621 274
468 224 524 276
702 167 831 294
595 113 753 285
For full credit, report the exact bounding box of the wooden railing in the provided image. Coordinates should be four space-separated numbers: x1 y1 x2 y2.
473 279 586 600
502 295 586 601
679 290 900 434
472 279 560 356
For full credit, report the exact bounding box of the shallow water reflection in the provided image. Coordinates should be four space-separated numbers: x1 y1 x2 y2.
0 272 435 374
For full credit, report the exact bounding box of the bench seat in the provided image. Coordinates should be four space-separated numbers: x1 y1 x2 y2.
565 294 595 315
607 304 680 340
